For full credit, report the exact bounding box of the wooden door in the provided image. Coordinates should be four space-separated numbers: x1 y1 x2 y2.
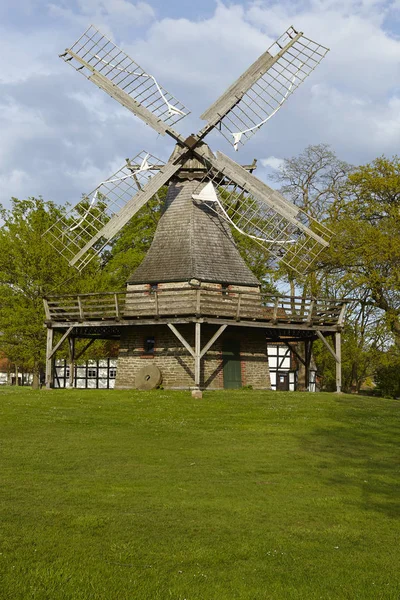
222 340 242 389
276 372 289 391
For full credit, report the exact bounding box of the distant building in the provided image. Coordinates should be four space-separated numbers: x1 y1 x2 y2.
54 359 117 389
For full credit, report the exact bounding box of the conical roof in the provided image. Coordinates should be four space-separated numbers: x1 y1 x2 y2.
127 148 260 287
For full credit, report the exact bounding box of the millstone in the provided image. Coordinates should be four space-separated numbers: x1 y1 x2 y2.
135 365 162 390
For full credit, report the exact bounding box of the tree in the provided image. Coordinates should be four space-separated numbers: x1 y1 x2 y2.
325 156 400 348
0 197 103 387
270 143 353 296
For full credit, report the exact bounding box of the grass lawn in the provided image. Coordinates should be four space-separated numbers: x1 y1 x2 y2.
0 387 399 600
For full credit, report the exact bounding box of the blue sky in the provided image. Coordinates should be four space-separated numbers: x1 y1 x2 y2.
0 0 399 208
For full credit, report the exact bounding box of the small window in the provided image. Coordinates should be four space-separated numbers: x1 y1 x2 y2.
150 283 158 294
65 367 70 378
144 336 155 354
109 368 117 378
221 283 230 296
88 368 97 378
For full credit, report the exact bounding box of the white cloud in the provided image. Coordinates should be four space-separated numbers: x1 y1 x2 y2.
261 156 285 170
1 0 400 210
48 0 155 33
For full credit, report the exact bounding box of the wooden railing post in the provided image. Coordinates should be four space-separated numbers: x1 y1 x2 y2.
114 293 120 320
45 327 54 389
306 300 315 325
155 290 159 318
235 293 242 321
77 296 84 320
196 289 201 316
43 298 51 321
272 297 279 324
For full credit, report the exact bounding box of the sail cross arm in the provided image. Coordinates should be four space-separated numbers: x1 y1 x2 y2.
198 26 329 150
60 24 190 143
212 151 331 247
70 159 183 267
199 30 302 130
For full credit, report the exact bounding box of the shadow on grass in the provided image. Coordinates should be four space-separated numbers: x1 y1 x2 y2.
299 397 400 518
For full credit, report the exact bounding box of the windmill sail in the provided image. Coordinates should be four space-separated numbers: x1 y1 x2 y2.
45 151 168 271
199 26 329 150
60 25 190 139
192 150 332 274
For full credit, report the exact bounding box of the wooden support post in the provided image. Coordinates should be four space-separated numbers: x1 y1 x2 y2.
68 337 75 388
305 340 313 391
335 331 342 394
194 322 201 389
48 326 74 360
45 327 54 389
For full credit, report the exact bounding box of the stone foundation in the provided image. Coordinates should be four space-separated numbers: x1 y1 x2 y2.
115 324 271 390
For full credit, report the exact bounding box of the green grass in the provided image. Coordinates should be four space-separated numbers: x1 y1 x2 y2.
0 387 399 600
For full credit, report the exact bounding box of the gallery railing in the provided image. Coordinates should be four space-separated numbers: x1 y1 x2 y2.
44 287 347 328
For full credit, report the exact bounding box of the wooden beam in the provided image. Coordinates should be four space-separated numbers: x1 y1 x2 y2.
199 32 302 134
43 298 51 321
167 324 195 357
45 328 54 389
48 326 74 359
48 316 340 334
211 152 330 247
70 159 183 267
200 325 227 358
278 339 306 367
65 48 184 142
75 338 96 361
194 322 201 388
315 330 340 362
335 332 342 393
68 337 75 388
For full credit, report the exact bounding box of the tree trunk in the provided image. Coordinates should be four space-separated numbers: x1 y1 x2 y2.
32 366 40 390
15 364 19 386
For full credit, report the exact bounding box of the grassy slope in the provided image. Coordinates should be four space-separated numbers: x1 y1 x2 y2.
0 388 399 600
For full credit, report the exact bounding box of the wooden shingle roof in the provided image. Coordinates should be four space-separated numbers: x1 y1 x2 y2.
127 177 260 287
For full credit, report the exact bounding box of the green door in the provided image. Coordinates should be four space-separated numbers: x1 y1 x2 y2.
222 340 242 389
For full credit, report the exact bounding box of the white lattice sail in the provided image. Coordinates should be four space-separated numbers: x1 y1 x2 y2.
60 25 190 134
45 151 164 271
200 26 329 150
192 156 332 275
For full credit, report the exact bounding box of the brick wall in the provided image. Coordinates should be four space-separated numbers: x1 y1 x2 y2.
115 324 271 390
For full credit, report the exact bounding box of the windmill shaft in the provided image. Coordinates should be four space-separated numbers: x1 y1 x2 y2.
69 159 182 266
198 31 302 139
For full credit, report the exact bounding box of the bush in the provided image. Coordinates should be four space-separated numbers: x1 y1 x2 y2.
375 360 400 398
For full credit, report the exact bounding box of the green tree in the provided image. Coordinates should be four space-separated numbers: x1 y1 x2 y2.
325 156 400 348
0 197 102 387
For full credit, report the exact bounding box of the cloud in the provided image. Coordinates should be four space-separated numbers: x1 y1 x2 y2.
261 156 285 170
1 0 400 212
48 0 155 34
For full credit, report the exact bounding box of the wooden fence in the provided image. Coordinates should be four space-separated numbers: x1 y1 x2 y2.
44 287 346 328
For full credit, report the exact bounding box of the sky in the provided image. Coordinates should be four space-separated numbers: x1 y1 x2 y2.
0 0 399 208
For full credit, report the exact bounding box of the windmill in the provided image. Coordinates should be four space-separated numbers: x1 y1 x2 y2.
45 24 331 275
44 24 344 393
